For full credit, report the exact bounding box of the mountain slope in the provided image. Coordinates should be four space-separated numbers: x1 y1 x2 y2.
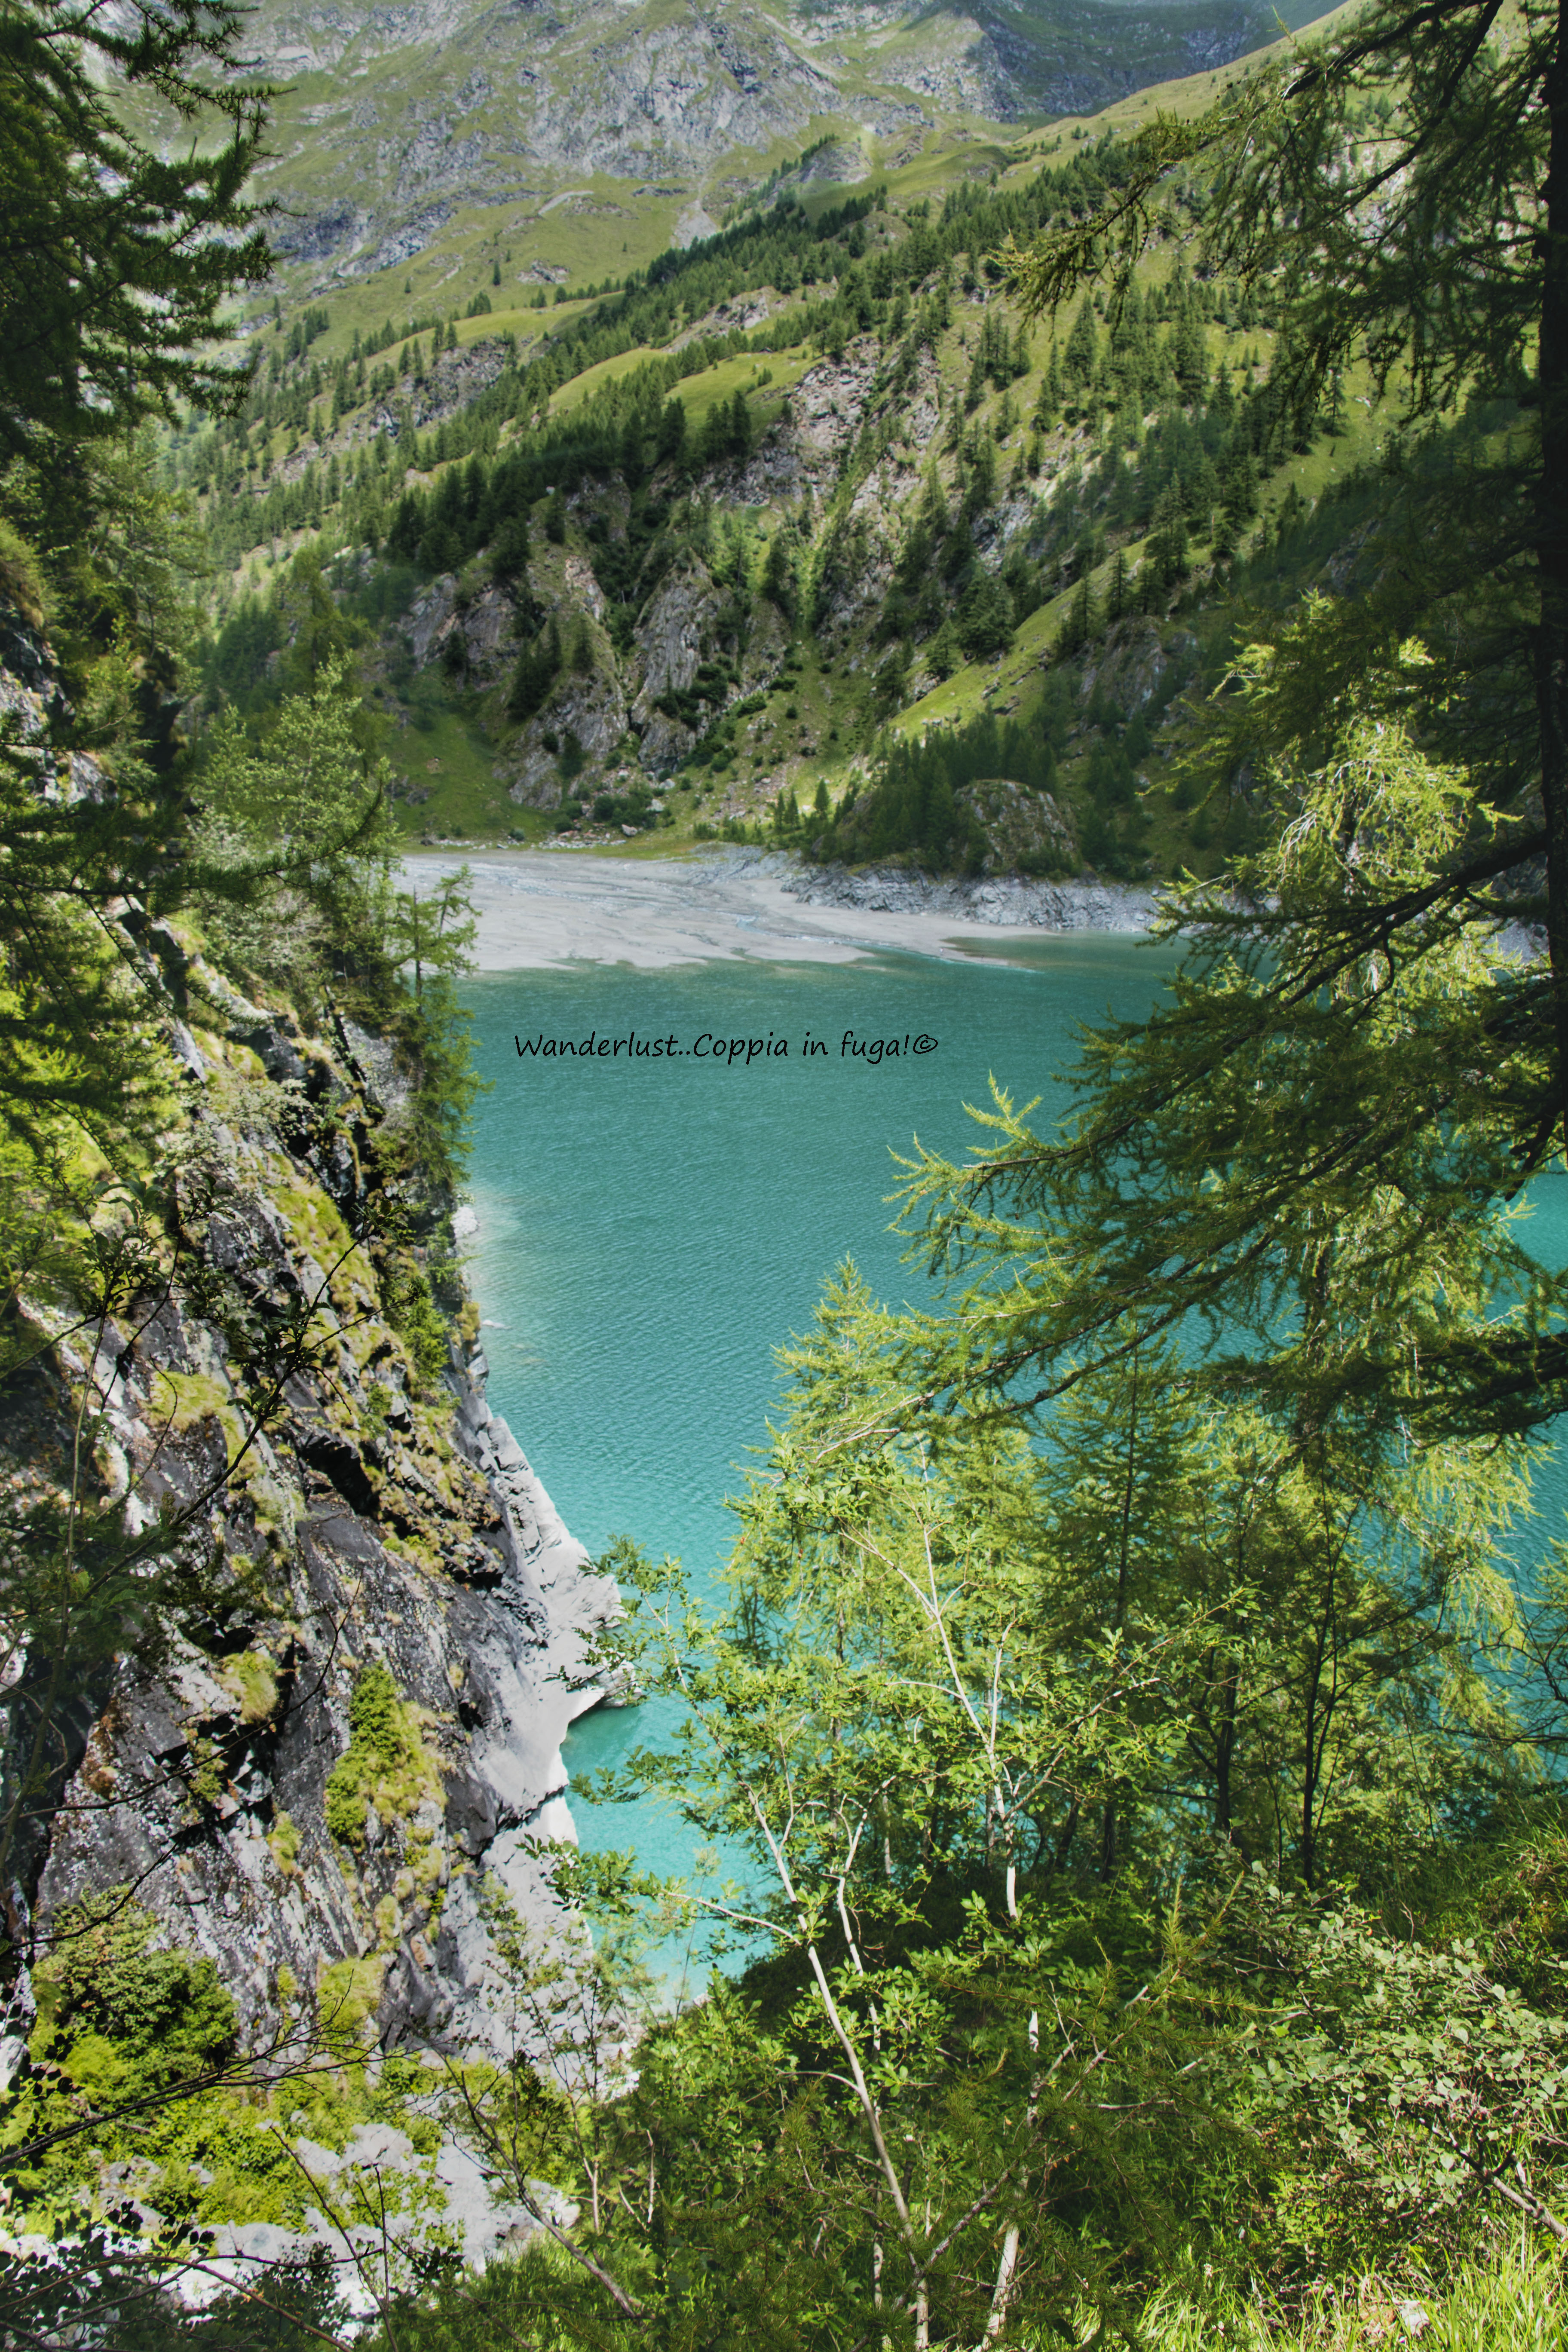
178 6 1396 892
239 0 1325 312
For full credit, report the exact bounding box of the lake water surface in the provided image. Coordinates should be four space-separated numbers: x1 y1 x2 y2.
461 934 1568 1967
462 940 1175 1907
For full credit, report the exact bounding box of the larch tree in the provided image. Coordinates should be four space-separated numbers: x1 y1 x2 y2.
936 0 1568 1449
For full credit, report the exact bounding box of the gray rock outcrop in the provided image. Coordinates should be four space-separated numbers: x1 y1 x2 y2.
0 956 620 2071
786 859 1161 929
245 0 1291 295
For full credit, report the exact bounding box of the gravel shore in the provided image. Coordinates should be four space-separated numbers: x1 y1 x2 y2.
401 845 1164 971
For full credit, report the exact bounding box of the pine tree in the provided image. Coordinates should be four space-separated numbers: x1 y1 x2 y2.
1034 339 1063 431
1144 486 1185 587
761 530 796 618
1210 358 1236 423
0 0 270 471
1062 294 1098 394
1057 566 1095 656
1173 303 1209 405
507 618 561 720
657 397 687 466
618 412 646 487
916 373 1568 1452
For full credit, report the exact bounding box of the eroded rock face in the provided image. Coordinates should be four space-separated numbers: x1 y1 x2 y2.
0 960 619 2065
786 860 1159 928
627 557 723 774
405 574 516 683
244 0 1279 287
789 346 881 469
258 337 512 503
503 671 633 806
1081 622 1199 715
957 777 1078 875
815 506 897 652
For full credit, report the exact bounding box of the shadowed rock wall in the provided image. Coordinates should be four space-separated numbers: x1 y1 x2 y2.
0 923 618 2072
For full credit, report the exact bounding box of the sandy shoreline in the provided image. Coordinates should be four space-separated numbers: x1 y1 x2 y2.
401 845 1155 972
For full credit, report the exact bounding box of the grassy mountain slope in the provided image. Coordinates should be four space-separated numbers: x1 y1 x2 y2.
182 5 1408 883
230 0 1332 328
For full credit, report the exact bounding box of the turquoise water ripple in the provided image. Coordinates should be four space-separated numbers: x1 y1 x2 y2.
460 937 1568 1976
462 940 1176 1911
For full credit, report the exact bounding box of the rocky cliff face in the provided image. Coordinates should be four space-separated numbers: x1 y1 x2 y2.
785 856 1158 926
245 0 1298 300
0 928 618 2073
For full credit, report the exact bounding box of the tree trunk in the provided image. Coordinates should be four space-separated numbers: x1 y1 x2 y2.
1214 1642 1240 1841
982 2225 1021 2343
1102 1341 1139 1880
1300 1631 1323 1892
1538 0 1568 1149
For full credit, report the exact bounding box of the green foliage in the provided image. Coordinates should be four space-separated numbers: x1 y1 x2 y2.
2 1893 245 2224
988 0 1568 1444
381 1252 457 1392
193 627 482 1180
0 5 501 2324
412 1231 1559 2345
549 1348 1258 2336
324 1662 443 1853
822 708 1058 868
0 429 231 1246
16 7 1568 2343
372 23 1551 2328
203 656 393 883
28 1892 236 2099
1235 1885 1568 2257
370 2239 1568 2352
0 726 179 1173
508 617 561 722
694 387 754 468
0 0 270 472
194 650 401 1022
955 566 1014 659
387 868 477 1004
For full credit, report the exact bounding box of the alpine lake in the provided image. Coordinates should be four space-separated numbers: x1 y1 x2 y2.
461 931 1568 1989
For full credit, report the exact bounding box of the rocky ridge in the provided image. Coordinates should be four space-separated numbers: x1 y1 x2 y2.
3 962 617 2064
385 328 1034 819
246 0 1303 296
0 670 625 2286
786 856 1160 927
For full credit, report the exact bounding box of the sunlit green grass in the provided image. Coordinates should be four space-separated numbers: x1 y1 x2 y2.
1140 2238 1567 2350
357 2233 1567 2352
382 689 543 845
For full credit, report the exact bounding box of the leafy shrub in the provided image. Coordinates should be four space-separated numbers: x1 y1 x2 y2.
1235 1884 1568 2266
29 1895 236 2104
323 1663 442 1851
382 1260 450 1392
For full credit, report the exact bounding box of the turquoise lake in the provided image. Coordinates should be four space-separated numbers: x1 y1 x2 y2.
462 938 1170 1909
461 931 1568 1969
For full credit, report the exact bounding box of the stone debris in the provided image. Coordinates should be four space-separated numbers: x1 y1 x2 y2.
787 859 1161 931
